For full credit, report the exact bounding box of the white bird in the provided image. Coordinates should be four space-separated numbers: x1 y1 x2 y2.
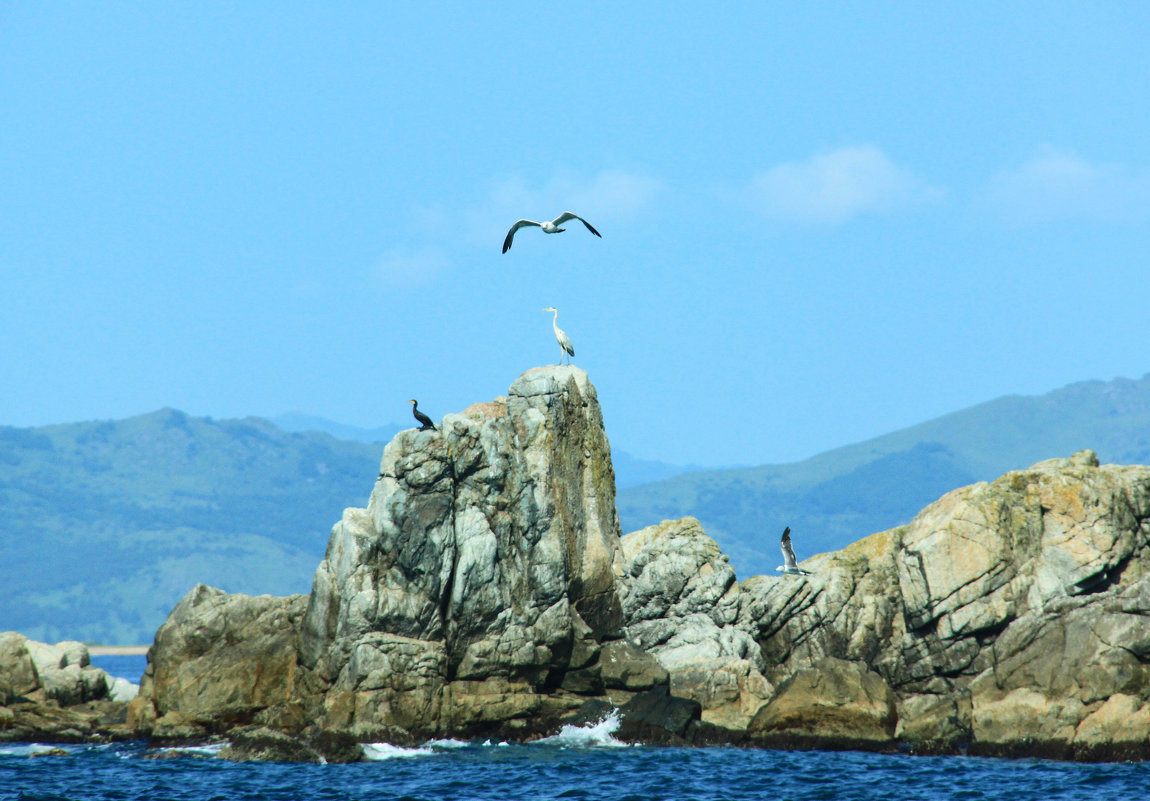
776 527 812 576
542 307 574 365
503 212 601 253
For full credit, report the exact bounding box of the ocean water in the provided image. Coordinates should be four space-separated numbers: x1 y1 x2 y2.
3 711 1148 801
88 654 148 685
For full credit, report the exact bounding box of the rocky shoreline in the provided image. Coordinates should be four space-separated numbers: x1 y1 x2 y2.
5 366 1150 762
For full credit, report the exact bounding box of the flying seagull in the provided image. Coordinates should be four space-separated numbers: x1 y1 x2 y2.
776 526 812 576
542 307 574 365
502 212 601 253
409 399 437 431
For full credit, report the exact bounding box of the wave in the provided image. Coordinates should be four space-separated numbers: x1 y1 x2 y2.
537 709 628 748
362 742 436 760
424 738 470 749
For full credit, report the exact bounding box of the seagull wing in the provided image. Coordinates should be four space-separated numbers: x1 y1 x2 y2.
503 219 541 253
553 212 601 238
780 526 799 570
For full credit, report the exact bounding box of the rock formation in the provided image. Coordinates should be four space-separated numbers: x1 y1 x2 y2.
110 363 1150 761
0 632 137 742
736 450 1150 759
132 366 677 756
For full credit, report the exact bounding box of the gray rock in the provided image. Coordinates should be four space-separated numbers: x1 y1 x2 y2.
748 657 897 747
618 517 769 729
138 584 308 728
0 632 39 703
0 632 132 742
295 366 627 736
598 639 668 691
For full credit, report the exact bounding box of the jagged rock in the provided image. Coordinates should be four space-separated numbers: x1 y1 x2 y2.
137 585 307 731
618 517 769 729
295 366 627 737
735 450 1150 757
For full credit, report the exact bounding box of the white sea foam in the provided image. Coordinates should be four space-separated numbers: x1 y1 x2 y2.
425 738 470 749
157 743 227 757
362 742 435 761
0 743 75 758
537 709 628 748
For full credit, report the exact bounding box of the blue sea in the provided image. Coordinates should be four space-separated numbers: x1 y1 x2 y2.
0 655 1128 801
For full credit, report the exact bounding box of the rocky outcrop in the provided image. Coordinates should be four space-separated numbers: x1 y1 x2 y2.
124 355 1150 763
133 367 683 755
733 450 1150 759
0 632 136 742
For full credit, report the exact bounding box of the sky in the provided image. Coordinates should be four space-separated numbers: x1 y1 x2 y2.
2 3 1149 466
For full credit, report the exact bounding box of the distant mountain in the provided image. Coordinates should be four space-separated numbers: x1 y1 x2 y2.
4 373 1149 643
616 373 1150 578
0 409 380 644
270 412 401 444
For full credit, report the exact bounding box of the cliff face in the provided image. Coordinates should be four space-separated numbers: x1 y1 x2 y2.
123 364 1150 761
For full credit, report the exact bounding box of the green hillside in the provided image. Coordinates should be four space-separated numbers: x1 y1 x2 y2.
0 409 381 644
616 373 1150 578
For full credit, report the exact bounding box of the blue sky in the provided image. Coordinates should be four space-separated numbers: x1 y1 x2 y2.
3 3 1148 465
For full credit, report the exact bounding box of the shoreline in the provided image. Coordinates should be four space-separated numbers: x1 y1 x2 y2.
88 645 149 656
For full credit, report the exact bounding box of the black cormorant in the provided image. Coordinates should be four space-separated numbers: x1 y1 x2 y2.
409 399 437 431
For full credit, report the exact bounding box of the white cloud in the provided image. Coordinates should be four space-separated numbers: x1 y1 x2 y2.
473 168 662 245
376 247 449 287
749 145 939 224
988 146 1150 224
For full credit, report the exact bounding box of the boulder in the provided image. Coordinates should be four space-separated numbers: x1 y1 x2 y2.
138 585 308 732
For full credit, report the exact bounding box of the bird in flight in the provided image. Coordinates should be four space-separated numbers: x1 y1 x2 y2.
542 307 574 365
503 212 601 253
776 527 812 576
409 399 437 431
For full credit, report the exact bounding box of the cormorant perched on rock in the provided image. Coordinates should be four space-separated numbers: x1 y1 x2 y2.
409 399 437 431
503 212 601 253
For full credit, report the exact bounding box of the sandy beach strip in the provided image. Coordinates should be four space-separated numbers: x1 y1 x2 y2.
88 645 149 656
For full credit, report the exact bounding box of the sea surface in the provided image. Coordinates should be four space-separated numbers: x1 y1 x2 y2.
8 655 1132 801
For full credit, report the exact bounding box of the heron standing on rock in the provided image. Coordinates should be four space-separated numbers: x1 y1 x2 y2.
542 307 574 365
409 399 437 431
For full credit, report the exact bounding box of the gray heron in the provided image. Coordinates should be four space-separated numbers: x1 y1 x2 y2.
542 307 575 365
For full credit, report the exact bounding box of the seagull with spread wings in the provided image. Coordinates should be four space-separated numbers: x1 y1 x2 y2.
776 526 812 576
502 212 601 253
